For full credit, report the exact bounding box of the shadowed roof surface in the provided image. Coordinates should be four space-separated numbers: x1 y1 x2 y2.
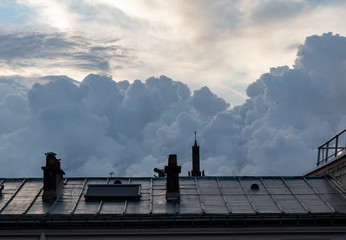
1 176 346 217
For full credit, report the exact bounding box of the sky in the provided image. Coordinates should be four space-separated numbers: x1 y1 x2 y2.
1 0 346 105
1 0 346 177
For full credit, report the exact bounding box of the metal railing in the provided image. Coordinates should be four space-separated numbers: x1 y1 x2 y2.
317 129 346 166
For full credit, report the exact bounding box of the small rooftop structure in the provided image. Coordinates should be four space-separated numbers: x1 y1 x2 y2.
165 154 181 201
84 184 141 200
41 152 65 200
316 128 346 166
189 131 205 177
307 129 346 187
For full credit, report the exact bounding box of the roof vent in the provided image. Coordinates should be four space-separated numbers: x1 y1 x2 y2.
251 183 259 190
165 154 181 201
114 179 122 184
154 168 166 177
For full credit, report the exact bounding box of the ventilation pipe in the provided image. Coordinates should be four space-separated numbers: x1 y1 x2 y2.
154 168 166 177
42 152 65 200
165 154 181 201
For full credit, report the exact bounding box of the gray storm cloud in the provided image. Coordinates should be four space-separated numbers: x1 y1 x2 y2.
0 32 345 177
0 30 137 71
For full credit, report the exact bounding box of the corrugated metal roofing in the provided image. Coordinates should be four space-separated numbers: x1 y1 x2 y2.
0 176 345 216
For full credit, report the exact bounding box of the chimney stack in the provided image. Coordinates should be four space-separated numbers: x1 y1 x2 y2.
42 152 65 200
165 154 181 201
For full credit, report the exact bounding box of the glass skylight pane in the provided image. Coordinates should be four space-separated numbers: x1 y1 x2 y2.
84 184 141 200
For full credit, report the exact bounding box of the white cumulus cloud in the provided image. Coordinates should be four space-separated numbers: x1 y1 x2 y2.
0 33 345 177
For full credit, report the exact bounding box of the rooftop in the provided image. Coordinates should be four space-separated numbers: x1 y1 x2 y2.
1 132 346 231
0 176 345 222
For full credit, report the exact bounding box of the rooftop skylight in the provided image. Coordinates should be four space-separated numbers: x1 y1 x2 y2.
84 184 141 200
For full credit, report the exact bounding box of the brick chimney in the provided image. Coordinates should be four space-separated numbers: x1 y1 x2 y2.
165 154 181 201
42 152 65 200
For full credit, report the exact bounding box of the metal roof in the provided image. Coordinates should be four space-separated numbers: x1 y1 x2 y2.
1 176 345 217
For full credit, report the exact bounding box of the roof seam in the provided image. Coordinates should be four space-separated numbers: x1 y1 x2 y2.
149 178 153 214
122 178 131 215
0 179 27 213
23 184 44 215
281 177 310 214
237 177 257 213
175 201 180 215
70 178 88 215
194 178 205 214
96 178 110 215
48 178 68 214
303 177 335 213
216 177 232 214
260 178 284 214
326 177 346 200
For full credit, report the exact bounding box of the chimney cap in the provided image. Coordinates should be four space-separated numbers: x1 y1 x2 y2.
168 154 177 166
45 152 57 157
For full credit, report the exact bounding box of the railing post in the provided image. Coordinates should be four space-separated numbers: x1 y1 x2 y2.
317 147 321 166
335 135 339 157
326 142 329 162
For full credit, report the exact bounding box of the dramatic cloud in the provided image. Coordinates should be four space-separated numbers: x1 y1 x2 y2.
0 29 139 77
2 1 346 105
0 33 346 177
